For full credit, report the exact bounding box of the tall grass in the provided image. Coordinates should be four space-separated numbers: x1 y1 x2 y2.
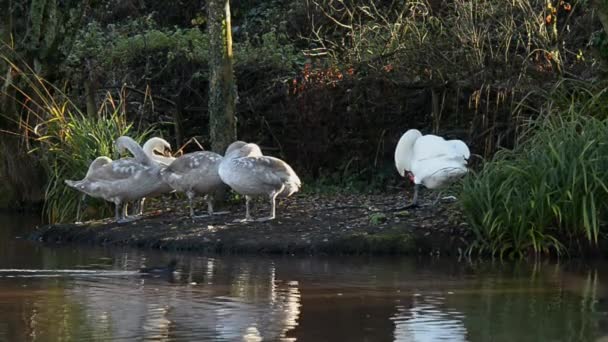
1 57 151 223
460 84 608 258
38 105 152 223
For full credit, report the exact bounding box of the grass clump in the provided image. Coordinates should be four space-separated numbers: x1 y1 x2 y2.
36 100 151 223
460 86 608 258
1 57 151 223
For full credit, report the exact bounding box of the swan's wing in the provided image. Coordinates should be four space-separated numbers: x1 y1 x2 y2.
242 156 301 189
166 152 222 174
413 135 470 162
89 158 148 181
447 139 470 160
415 158 468 189
85 156 113 177
411 135 469 183
412 135 452 161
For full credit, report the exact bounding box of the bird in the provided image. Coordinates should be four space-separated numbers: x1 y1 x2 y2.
142 137 175 166
219 141 301 222
139 259 178 275
65 136 166 223
394 129 470 208
160 146 235 218
139 260 180 281
70 137 175 221
132 137 177 216
72 156 113 223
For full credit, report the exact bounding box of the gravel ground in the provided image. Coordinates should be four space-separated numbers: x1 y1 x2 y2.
32 189 471 256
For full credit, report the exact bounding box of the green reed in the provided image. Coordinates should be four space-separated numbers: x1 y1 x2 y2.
0 57 151 223
461 85 608 258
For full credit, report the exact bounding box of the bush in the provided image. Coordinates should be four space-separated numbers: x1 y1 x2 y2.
460 85 608 258
2 58 151 223
38 101 152 223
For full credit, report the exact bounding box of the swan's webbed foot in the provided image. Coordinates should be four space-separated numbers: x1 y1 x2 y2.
75 193 87 224
440 195 457 202
232 217 254 223
130 212 144 219
391 202 418 211
391 183 420 211
230 196 253 222
194 211 229 220
116 216 141 224
254 216 275 222
431 192 458 205
404 202 419 209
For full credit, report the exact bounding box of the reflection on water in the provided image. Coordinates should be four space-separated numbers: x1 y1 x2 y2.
393 295 467 341
1 214 608 341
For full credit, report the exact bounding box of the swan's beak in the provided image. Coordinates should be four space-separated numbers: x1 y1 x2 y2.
163 149 173 157
407 172 415 184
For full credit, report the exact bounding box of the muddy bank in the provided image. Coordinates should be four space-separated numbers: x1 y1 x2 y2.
31 191 471 256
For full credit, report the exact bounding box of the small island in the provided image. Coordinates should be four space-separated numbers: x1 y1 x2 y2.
33 191 468 255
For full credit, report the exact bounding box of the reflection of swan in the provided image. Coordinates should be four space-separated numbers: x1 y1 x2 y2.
139 260 178 276
214 262 300 341
394 129 469 208
59 257 301 341
65 136 165 222
219 142 301 221
393 295 467 342
160 144 235 217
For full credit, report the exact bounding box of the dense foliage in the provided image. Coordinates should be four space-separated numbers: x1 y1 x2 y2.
2 1 602 183
460 82 608 257
2 60 151 222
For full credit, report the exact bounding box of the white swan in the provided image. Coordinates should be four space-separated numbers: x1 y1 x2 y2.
65 136 166 222
132 137 176 215
394 129 470 207
71 156 113 222
219 141 301 222
143 137 175 166
159 142 246 217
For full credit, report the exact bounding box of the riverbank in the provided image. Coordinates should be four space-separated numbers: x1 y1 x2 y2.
31 190 470 255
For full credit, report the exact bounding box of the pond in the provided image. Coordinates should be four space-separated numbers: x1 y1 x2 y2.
0 213 607 341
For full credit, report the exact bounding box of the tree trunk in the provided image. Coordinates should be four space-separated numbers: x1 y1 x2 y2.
592 0 608 35
0 0 16 121
84 78 97 118
173 96 185 146
207 0 237 154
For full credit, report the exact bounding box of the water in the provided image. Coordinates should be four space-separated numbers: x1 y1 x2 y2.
1 214 608 341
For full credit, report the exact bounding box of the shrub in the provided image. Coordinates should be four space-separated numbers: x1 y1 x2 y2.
1 58 151 223
460 85 608 258
37 100 152 223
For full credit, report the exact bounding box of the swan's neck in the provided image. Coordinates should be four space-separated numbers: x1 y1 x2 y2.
395 131 420 176
151 154 175 166
117 137 155 166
